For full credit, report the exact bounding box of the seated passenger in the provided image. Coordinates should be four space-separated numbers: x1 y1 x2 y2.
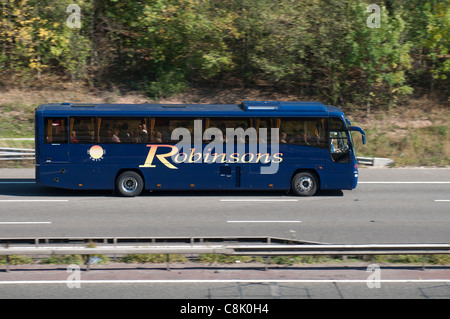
70 131 78 143
138 124 148 142
280 132 287 144
112 128 120 143
154 131 162 143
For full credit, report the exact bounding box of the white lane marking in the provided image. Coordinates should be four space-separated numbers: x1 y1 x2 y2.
0 200 68 202
0 222 51 225
227 220 301 223
0 182 35 184
220 199 298 202
359 181 450 184
435 200 450 202
0 279 449 285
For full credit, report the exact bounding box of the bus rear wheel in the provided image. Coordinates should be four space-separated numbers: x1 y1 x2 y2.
116 171 144 197
291 172 318 196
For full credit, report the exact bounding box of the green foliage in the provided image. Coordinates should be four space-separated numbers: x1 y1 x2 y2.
0 255 33 265
143 69 189 100
0 0 92 81
267 255 340 265
0 0 448 105
374 254 450 265
39 254 110 265
40 254 85 265
1 253 450 266
402 0 450 84
197 254 253 264
120 254 187 263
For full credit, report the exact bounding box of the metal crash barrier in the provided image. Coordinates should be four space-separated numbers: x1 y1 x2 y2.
0 147 34 161
1 236 449 271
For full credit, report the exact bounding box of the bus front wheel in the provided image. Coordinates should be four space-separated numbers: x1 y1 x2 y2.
116 171 144 197
291 172 318 196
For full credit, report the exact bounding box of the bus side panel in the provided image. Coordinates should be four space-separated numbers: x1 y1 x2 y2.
34 111 41 166
35 111 42 184
251 145 326 190
69 144 148 190
250 163 290 190
37 163 118 190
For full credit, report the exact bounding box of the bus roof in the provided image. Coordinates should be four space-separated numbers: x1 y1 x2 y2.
36 101 344 117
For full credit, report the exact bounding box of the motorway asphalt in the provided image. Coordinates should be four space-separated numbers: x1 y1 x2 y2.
0 261 449 299
0 167 449 243
0 167 449 299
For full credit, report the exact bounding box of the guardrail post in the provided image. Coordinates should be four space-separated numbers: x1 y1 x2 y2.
166 254 170 271
84 255 91 271
5 255 10 273
3 242 11 272
264 257 268 271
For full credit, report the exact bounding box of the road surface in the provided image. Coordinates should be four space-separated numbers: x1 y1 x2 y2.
0 167 449 300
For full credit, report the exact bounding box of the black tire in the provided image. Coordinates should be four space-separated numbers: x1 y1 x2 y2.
116 171 144 197
291 172 318 196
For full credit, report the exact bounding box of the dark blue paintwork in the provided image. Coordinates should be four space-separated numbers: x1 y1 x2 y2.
35 101 365 194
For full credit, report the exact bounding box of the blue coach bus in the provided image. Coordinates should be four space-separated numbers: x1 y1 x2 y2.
35 101 365 196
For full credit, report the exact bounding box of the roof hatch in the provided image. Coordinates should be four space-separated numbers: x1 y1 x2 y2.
241 101 280 110
241 101 327 112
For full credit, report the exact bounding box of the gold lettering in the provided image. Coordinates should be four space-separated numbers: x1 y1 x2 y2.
272 153 283 163
139 145 179 169
256 153 271 164
188 148 203 163
141 145 283 169
242 153 255 163
173 152 187 163
229 153 239 163
212 153 227 163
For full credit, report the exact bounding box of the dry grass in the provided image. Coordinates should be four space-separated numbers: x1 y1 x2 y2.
349 97 449 166
0 84 448 167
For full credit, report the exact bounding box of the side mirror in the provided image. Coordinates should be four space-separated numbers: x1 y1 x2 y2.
349 126 366 145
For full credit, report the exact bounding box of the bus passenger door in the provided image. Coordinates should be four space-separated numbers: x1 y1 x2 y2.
42 117 70 163
325 151 352 189
324 118 352 189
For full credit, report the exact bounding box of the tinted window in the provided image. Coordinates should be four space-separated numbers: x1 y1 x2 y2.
206 118 254 143
70 117 95 144
279 118 327 148
44 118 68 144
151 117 198 144
98 117 149 143
256 118 273 143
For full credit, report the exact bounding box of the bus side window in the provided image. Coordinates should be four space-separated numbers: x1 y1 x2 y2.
98 117 149 143
279 118 327 148
152 118 170 143
256 118 272 144
44 118 68 144
206 118 254 144
153 117 199 144
70 117 95 144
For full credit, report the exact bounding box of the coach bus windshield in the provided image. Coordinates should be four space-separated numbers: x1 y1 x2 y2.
329 117 351 163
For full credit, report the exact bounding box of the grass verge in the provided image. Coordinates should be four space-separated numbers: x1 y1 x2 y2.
0 88 448 167
1 254 450 266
